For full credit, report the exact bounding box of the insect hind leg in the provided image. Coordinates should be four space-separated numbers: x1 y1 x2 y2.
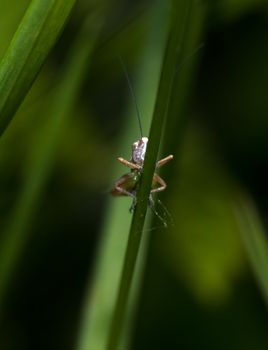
148 195 168 228
156 198 175 227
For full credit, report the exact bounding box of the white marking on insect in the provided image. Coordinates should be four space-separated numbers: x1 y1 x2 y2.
132 137 148 164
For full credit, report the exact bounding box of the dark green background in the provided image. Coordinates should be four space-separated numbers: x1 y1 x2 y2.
0 0 268 349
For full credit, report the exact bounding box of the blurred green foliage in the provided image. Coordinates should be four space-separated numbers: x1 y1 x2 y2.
0 0 268 349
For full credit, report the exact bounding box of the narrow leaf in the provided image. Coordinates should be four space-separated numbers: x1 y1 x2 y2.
235 192 268 306
0 16 100 306
0 0 77 136
75 5 168 350
106 1 195 349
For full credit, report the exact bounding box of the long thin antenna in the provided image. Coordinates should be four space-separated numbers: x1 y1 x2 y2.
175 42 204 74
118 55 143 138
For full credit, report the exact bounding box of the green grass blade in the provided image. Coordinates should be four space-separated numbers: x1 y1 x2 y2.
0 0 77 137
235 192 268 306
0 16 100 306
107 1 195 349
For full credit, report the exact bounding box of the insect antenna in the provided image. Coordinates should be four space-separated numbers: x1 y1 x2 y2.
175 42 204 75
118 55 143 138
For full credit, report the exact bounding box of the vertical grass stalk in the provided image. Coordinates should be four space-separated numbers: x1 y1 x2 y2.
107 1 195 349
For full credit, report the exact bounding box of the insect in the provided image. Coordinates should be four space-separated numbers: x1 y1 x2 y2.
111 57 173 213
111 137 173 211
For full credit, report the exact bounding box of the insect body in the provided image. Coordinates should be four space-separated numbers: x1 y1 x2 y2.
111 136 173 211
112 56 173 213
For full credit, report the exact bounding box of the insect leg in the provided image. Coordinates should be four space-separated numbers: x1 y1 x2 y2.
113 174 137 212
156 198 175 227
117 157 141 170
151 174 167 193
114 176 136 198
148 195 168 228
149 175 168 226
156 155 173 168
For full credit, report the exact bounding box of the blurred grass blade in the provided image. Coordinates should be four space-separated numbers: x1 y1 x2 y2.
107 1 195 349
0 16 100 306
163 0 206 156
235 192 268 306
0 0 77 137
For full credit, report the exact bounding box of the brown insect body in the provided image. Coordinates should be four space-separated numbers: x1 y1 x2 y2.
111 137 173 204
